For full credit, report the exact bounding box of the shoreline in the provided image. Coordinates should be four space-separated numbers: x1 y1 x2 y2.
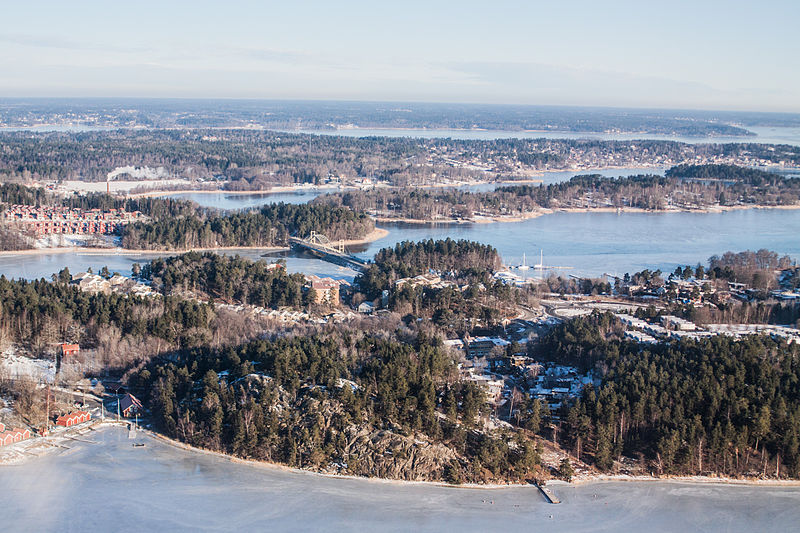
117 166 669 199
373 202 800 225
0 245 290 257
0 228 389 257
118 425 800 489
126 185 349 199
27 423 800 491
2 201 797 257
332 227 389 246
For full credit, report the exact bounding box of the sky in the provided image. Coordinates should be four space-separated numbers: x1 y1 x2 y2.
1 0 798 112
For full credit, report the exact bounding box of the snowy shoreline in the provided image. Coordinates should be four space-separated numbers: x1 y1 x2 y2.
14 423 797 491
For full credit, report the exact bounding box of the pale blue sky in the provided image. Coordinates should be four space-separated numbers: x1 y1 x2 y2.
1 0 798 111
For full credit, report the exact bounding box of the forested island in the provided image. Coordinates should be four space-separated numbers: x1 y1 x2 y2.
318 164 800 222
120 202 374 250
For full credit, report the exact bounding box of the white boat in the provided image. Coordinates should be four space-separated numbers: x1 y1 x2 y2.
534 250 544 270
517 253 530 271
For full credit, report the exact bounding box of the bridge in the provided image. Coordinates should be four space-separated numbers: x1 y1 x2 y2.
289 231 370 271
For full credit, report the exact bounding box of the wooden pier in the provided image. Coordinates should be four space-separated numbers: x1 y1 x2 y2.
536 483 561 504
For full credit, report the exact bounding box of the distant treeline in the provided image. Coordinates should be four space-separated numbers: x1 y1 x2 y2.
665 164 785 185
0 182 197 219
0 100 761 135
2 129 799 188
318 164 800 219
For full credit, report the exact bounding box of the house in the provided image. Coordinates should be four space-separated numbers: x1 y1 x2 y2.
0 432 15 446
357 301 375 314
463 369 505 402
394 273 454 290
60 343 80 359
660 315 697 331
0 422 4 432
104 382 127 396
443 339 465 354
119 394 143 418
466 336 510 358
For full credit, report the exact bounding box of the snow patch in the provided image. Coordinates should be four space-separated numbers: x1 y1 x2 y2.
1 346 56 382
107 166 169 181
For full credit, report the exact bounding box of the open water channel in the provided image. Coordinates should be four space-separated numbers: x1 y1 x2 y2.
2 165 800 282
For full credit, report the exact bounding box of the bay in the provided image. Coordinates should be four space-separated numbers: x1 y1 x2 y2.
1 208 798 282
292 125 800 146
0 426 796 533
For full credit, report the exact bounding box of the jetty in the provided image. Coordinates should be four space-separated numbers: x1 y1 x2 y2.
536 482 561 504
289 232 370 271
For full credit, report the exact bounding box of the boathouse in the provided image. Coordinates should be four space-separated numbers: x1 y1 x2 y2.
119 394 143 418
56 411 91 427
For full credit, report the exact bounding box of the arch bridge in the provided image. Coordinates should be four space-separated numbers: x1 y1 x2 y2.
289 231 370 271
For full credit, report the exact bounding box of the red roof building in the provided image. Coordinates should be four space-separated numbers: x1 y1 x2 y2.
56 411 91 427
60 343 80 358
119 394 143 418
0 427 31 446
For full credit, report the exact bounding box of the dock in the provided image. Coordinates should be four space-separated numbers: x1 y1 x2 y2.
536 483 561 504
289 232 370 271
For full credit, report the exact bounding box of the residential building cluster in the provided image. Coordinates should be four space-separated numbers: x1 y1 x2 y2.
529 364 596 417
72 272 158 298
616 313 800 344
394 273 455 290
1 205 145 235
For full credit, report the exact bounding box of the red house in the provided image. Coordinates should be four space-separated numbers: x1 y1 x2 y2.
60 343 80 359
0 422 5 432
0 433 14 446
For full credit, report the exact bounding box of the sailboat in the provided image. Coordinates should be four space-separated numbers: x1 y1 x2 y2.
517 253 530 271
534 250 544 270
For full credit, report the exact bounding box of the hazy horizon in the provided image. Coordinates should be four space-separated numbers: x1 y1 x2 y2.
2 1 799 113
3 96 800 118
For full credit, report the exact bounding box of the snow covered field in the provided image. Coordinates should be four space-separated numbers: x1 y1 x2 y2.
57 178 194 194
1 426 798 532
0 346 55 382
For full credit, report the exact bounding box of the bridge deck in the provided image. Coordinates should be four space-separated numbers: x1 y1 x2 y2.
289 237 369 270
